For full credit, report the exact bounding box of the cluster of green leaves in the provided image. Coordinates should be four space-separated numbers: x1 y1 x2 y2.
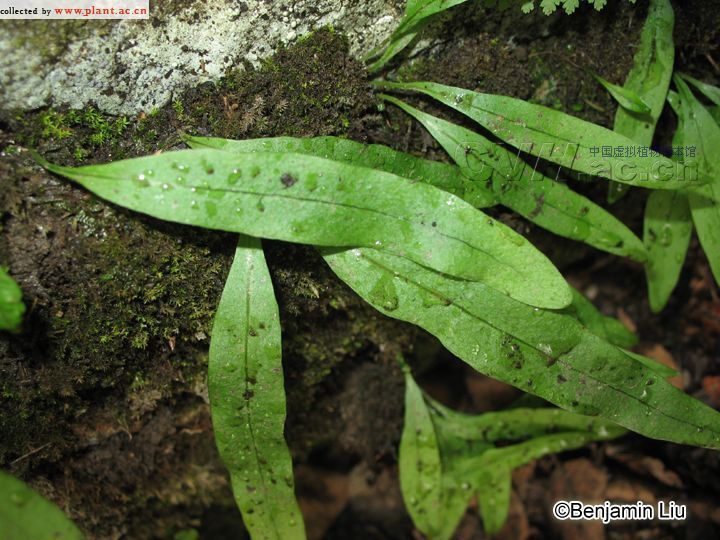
0 268 25 333
32 119 720 536
644 75 720 311
24 1 720 537
571 0 720 312
31 148 568 309
398 364 624 538
374 80 699 189
376 0 720 318
377 93 650 261
605 0 675 204
0 471 84 539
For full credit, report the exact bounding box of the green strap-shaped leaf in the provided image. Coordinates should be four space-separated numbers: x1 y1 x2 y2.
32 149 569 309
680 73 720 107
644 190 692 312
377 80 704 191
0 268 25 332
395 0 467 36
0 471 84 540
712 106 720 125
608 0 675 203
322 247 720 448
675 76 720 286
564 288 638 348
431 402 623 535
475 466 511 535
183 134 497 208
368 0 471 72
642 89 692 312
595 74 651 114
399 367 448 538
209 236 306 539
621 349 679 378
428 402 626 442
400 370 623 538
464 430 618 534
467 430 617 472
367 25 425 74
381 95 648 261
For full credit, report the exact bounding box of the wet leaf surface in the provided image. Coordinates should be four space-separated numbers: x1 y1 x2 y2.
608 0 675 202
378 80 706 192
209 236 306 539
323 247 720 449
382 95 648 262
674 76 720 287
398 368 623 538
0 471 84 539
33 148 569 309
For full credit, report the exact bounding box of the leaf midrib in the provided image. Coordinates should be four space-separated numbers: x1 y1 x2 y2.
358 251 720 444
66 167 525 279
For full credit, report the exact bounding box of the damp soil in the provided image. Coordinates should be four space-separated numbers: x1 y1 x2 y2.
1 2 720 539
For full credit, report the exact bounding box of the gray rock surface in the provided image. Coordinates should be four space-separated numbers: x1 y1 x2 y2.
0 0 402 115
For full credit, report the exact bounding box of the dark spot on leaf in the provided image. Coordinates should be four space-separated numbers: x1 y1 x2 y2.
431 221 437 227
529 193 545 219
243 389 254 400
201 159 215 175
281 173 298 188
557 374 568 384
249 327 258 336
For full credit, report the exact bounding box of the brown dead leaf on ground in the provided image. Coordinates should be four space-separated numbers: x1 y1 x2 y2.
549 458 608 540
465 369 521 412
617 308 637 334
688 500 720 525
512 462 536 500
605 478 657 504
295 465 349 540
451 510 483 540
605 447 683 489
494 489 530 540
702 375 720 407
